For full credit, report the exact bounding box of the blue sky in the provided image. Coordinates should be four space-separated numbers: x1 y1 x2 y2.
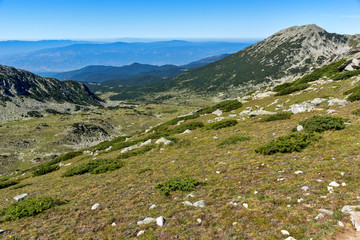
0 0 359 41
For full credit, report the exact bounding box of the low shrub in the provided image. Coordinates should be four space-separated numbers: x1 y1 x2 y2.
275 83 310 96
33 165 59 177
27 111 43 118
344 85 360 102
352 109 360 116
63 159 124 177
332 69 360 81
46 151 83 166
260 112 293 122
299 116 346 133
205 119 238 130
0 180 19 189
137 168 152 174
218 135 251 147
11 183 32 190
155 177 204 196
199 100 243 114
255 132 317 155
273 82 293 92
0 197 67 222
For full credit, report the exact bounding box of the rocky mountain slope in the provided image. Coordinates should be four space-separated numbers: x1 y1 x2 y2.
0 65 102 122
1 59 360 239
108 25 360 101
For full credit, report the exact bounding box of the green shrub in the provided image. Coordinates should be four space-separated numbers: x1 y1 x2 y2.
155 177 204 196
137 168 152 174
205 119 238 130
275 83 310 96
332 70 360 81
0 180 19 189
255 133 317 155
27 111 43 118
352 109 360 116
273 82 293 92
218 136 251 147
0 197 67 222
45 151 83 167
345 85 360 102
11 183 32 190
63 159 124 177
260 112 293 122
299 116 346 133
33 165 59 177
199 100 243 114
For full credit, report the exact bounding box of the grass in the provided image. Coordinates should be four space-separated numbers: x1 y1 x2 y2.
63 159 125 177
217 135 251 147
205 119 238 130
255 132 317 155
0 197 67 222
155 177 205 196
260 112 293 122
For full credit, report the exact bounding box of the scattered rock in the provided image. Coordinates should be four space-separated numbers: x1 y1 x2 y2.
289 102 319 114
297 198 303 203
137 217 156 225
249 110 276 117
155 137 172 145
232 222 238 226
59 162 64 167
186 193 195 198
281 230 290 236
338 221 345 227
149 204 157 210
315 213 325 220
212 109 223 116
139 139 153 147
243 203 249 208
294 170 303 175
111 222 116 226
91 203 100 210
296 125 304 132
329 181 340 187
328 99 348 106
137 230 145 236
327 109 336 114
13 193 28 201
181 129 192 134
193 200 206 208
156 216 166 227
311 98 327 106
197 218 202 224
351 212 360 231
319 209 333 216
183 201 193 206
213 136 218 140
301 186 309 191
216 171 221 174
284 237 297 240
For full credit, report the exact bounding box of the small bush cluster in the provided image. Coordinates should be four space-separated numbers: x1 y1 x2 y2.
11 183 32 190
332 69 360 81
0 180 19 189
63 159 124 177
255 133 316 155
199 100 243 114
0 197 67 222
27 111 43 118
218 136 251 147
205 119 238 130
260 112 293 122
275 83 310 96
344 85 360 102
299 116 346 133
155 177 204 196
352 109 360 116
33 165 59 177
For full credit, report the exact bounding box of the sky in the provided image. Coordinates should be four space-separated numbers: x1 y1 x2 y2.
0 0 360 41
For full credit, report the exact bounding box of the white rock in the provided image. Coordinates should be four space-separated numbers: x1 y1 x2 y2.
197 218 202 224
328 99 348 106
183 201 193 206
311 98 327 106
13 193 28 202
249 110 276 117
121 144 138 153
341 172 345 176
243 203 248 208
232 222 238 226
111 222 116 226
149 204 157 210
319 209 333 216
297 198 303 203
0 230 4 234
156 216 166 227
64 163 72 166
91 203 100 210
327 109 336 114
105 146 112 151
315 213 325 220
177 120 185 125
216 171 221 174
281 230 290 236
329 181 340 187
254 191 258 194
338 221 345 227
186 193 195 198
289 102 315 114
342 182 347 186
284 237 297 240
212 109 223 116
155 137 172 145
193 200 206 208
301 186 309 191
342 205 353 213
213 136 218 140
294 170 303 175
59 162 64 167
181 129 192 134
137 217 156 225
137 230 145 236
139 139 153 147
351 212 360 231
296 125 304 132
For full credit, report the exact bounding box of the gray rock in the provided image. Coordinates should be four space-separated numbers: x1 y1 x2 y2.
296 125 304 131
212 109 223 116
181 129 192 134
329 181 340 187
289 102 316 114
314 213 325 220
149 204 157 210
328 99 348 106
281 230 290 236
139 139 153 147
156 216 166 227
284 237 297 240
193 200 206 208
137 230 145 236
351 212 360 231
182 201 193 206
137 217 156 225
155 137 172 145
91 203 100 210
311 98 327 106
249 110 276 117
13 193 28 201
319 209 333 216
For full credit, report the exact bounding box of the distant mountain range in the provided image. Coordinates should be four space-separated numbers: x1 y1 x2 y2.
0 40 253 72
104 24 360 101
39 54 229 86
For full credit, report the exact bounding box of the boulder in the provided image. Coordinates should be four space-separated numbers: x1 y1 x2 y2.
91 203 100 210
137 217 156 225
328 99 348 106
281 230 290 236
212 109 223 116
296 125 304 132
155 137 172 145
156 216 166 227
13 193 28 202
289 102 316 114
311 98 327 106
193 200 206 208
137 230 145 236
149 204 157 210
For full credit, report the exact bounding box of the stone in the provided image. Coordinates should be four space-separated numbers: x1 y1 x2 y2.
294 170 303 175
327 109 336 114
197 218 202 224
213 136 219 140
319 209 333 216
193 200 206 208
137 230 145 236
105 146 112 151
212 109 223 116
289 102 316 114
284 237 297 240
232 222 238 226
156 216 166 227
314 213 325 220
243 203 249 208
297 198 303 203
155 137 172 145
301 186 309 191
281 230 290 236
121 145 138 153
137 217 156 225
149 204 157 210
183 201 193 206
91 203 100 210
64 163 72 166
186 193 195 198
351 212 360 231
216 171 221 174
329 181 340 187
328 99 348 106
111 222 116 226
177 120 185 125
342 182 347 186
338 221 345 227
59 162 64 167
13 193 28 201
311 98 327 106
248 110 276 117
181 129 192 134
139 139 153 147
296 125 304 132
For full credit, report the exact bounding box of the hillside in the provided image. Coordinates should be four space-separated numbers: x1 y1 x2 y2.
106 25 360 102
0 65 102 122
0 41 253 72
1 59 360 239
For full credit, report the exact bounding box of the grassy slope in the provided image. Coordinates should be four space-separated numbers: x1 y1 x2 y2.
1 74 360 239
